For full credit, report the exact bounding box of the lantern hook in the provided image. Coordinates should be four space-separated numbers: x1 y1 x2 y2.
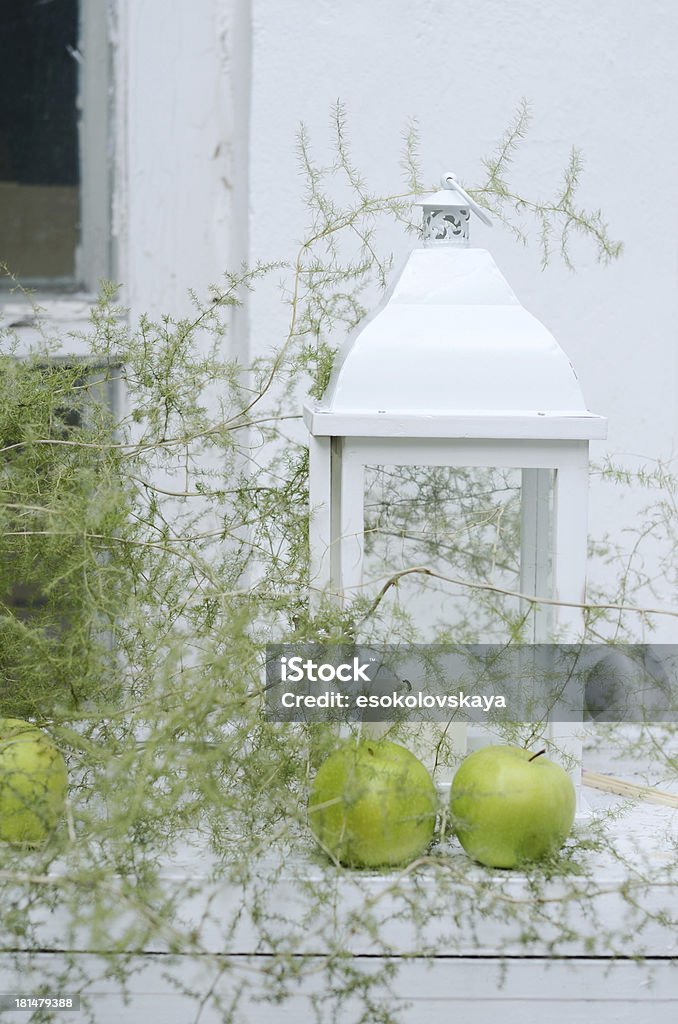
443 172 493 228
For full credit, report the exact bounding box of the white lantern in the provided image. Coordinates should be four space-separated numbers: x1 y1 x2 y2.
303 173 606 797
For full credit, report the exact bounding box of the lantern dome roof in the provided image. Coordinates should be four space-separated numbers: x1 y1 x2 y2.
306 246 606 441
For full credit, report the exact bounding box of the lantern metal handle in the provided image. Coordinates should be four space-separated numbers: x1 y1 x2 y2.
443 172 493 228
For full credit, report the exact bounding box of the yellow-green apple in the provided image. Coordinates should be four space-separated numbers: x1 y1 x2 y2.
0 717 68 844
308 738 437 868
450 745 576 869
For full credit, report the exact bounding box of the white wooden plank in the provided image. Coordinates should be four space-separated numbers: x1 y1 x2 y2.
0 955 675 1024
307 433 332 610
303 406 608 441
333 436 591 470
11 840 677 960
337 447 365 602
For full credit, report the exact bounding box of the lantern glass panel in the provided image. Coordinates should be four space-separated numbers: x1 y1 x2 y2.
361 463 554 644
355 462 565 774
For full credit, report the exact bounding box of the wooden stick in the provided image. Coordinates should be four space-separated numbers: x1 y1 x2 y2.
582 769 678 808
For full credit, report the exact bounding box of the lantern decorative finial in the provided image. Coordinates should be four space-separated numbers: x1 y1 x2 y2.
416 171 492 247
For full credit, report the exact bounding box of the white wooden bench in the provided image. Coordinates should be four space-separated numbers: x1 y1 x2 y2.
1 731 677 1022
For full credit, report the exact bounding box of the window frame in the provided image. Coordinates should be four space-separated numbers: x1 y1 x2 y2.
76 0 114 293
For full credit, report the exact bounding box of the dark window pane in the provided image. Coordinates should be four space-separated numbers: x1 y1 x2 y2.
0 0 80 283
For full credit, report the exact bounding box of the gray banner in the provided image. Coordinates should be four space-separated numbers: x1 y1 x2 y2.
263 644 678 723
0 995 80 1011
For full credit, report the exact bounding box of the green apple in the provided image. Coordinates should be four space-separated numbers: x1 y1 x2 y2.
0 717 68 845
308 738 437 868
450 745 576 869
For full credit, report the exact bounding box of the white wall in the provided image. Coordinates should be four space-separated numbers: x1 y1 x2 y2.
249 0 678 448
247 0 678 635
115 0 250 359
